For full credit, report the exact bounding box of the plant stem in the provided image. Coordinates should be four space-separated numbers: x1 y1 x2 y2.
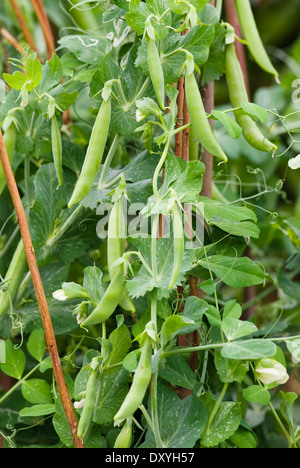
47 204 85 248
153 135 171 200
9 0 40 58
204 382 229 437
30 0 55 59
0 362 41 405
151 369 165 448
0 129 84 448
151 213 159 281
268 401 293 446
98 134 121 189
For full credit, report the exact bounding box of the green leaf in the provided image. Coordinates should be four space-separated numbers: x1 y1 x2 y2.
39 54 64 93
222 317 257 341
223 300 242 319
214 352 249 383
126 236 194 299
201 398 241 447
82 266 106 305
198 198 259 238
242 385 271 406
160 315 197 349
211 110 242 139
106 324 132 367
58 34 112 66
143 382 208 448
221 339 277 360
240 102 269 124
21 379 53 404
159 355 197 389
198 255 266 287
94 367 130 425
19 404 55 418
229 427 257 448
3 71 27 91
61 282 89 300
205 304 222 327
286 339 300 362
25 53 43 89
26 329 46 362
0 339 26 380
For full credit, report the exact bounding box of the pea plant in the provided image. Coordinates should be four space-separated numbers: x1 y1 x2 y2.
0 0 299 449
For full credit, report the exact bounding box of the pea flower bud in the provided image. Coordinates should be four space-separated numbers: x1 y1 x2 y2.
255 358 289 385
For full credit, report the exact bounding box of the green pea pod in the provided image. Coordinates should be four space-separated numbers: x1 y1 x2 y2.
80 270 125 327
51 113 63 187
0 124 16 195
169 203 184 290
107 197 136 315
68 97 111 208
77 364 98 439
185 71 228 162
225 43 277 153
147 37 165 110
114 419 133 448
234 0 279 79
114 335 152 424
0 239 27 318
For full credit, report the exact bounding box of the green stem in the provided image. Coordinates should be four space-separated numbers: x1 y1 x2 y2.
47 204 85 248
151 213 159 281
204 382 229 438
151 370 165 448
268 401 293 446
0 362 41 405
24 153 33 207
98 134 121 189
153 135 171 201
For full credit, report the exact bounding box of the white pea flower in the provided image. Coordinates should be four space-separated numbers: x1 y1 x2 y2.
74 398 85 409
255 358 289 386
288 155 300 170
136 110 146 122
52 289 68 301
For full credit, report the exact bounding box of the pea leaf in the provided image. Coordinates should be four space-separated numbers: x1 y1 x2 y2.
21 379 53 404
221 339 277 360
0 339 26 380
240 102 269 124
26 329 46 362
200 398 241 447
142 382 208 448
242 385 271 406
211 110 242 139
198 255 266 287
222 317 257 341
159 355 197 389
58 34 112 66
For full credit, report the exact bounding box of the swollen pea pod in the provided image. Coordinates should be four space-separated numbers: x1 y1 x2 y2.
68 96 111 208
114 418 133 448
169 203 184 290
77 361 99 439
147 36 165 110
51 113 63 187
0 239 27 318
0 123 16 195
185 71 228 162
234 0 279 79
107 196 136 315
225 43 277 153
114 334 152 424
80 270 125 327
